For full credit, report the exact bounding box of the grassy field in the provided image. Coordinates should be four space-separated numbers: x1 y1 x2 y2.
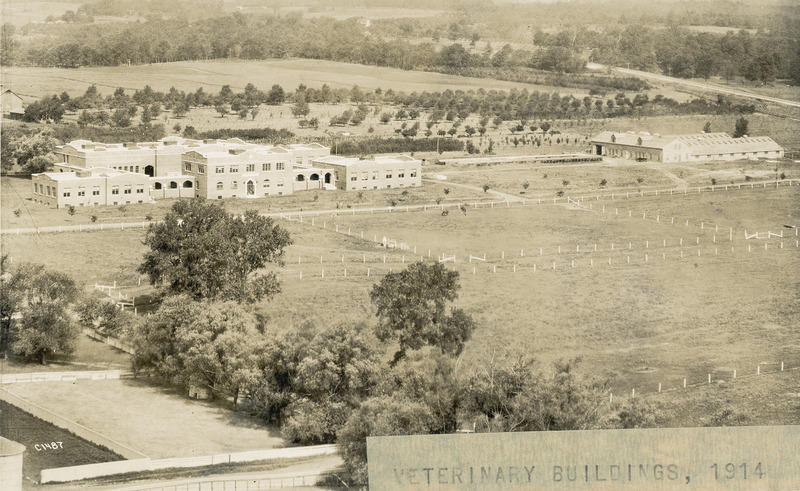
0 400 124 484
3 59 542 101
5 378 285 459
266 185 800 403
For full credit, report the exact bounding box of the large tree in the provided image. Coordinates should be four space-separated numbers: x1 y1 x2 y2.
130 296 263 404
138 199 292 303
0 259 80 364
370 262 475 364
733 117 749 138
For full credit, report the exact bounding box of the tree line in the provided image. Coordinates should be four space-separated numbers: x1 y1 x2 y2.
3 5 799 85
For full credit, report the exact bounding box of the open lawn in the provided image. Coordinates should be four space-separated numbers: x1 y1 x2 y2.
5 378 285 459
0 400 123 484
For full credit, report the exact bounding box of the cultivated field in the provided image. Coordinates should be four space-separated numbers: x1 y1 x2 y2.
4 378 285 459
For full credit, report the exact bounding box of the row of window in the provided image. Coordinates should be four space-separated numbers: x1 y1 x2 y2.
349 170 418 182
111 165 140 173
215 179 284 190
188 162 287 174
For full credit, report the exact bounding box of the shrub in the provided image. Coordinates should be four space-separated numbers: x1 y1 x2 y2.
67 205 76 215
13 209 21 217
482 184 490 192
522 181 530 190
90 215 97 222
556 190 564 197
443 188 450 195
562 180 569 186
780 172 786 180
636 177 644 184
599 179 607 187
710 178 717 185
145 214 153 221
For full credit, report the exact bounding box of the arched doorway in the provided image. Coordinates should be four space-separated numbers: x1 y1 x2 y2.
169 181 177 189
183 180 193 188
296 174 305 182
324 173 331 184
310 173 319 181
246 180 255 196
144 165 155 177
154 182 162 190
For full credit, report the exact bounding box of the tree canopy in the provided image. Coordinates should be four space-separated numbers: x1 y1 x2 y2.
0 257 80 364
138 199 292 303
370 261 475 364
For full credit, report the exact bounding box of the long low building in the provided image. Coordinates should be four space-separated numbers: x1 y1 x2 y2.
312 155 421 191
35 136 421 207
590 131 784 163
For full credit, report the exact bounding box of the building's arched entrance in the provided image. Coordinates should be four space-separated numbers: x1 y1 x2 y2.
324 173 332 184
310 173 319 181
144 165 155 177
183 180 193 188
246 180 255 196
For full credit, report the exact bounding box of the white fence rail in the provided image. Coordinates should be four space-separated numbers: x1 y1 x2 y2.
114 472 330 491
0 369 124 384
40 445 337 484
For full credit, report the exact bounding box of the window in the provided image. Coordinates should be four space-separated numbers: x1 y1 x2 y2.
398 170 405 178
246 164 254 172
112 186 119 195
232 181 238 190
124 187 132 194
262 163 271 171
154 182 162 190
276 162 285 170
137 186 144 194
372 171 379 180
410 170 417 178
46 186 51 196
277 179 284 187
350 175 357 181
198 165 205 174
361 172 368 181
230 166 239 173
386 171 392 179
93 188 100 196
217 182 223 190
78 190 85 197
135 166 139 173
63 191 71 197
263 179 270 187
216 167 224 174
184 162 192 171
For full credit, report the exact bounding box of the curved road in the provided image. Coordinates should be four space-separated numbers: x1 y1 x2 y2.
588 63 800 110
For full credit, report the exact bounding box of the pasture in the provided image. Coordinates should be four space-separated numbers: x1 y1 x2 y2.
269 184 800 401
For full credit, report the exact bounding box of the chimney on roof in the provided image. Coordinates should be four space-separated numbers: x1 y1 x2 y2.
229 148 246 155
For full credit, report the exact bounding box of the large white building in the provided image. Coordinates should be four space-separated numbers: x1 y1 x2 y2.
34 136 422 208
312 155 422 191
590 132 784 163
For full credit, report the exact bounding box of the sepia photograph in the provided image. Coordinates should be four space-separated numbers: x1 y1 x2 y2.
0 0 798 489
